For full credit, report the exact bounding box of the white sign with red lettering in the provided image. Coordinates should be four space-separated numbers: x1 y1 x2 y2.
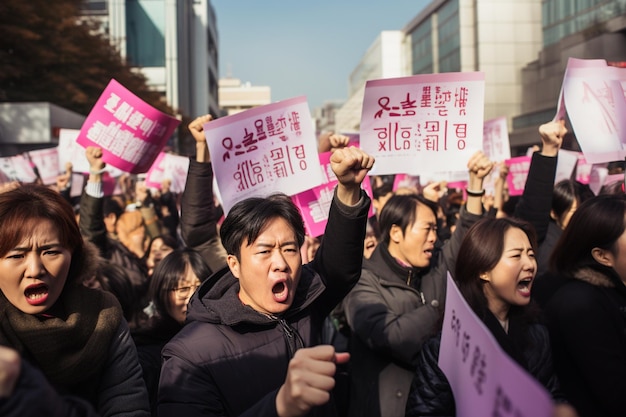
360 72 485 176
204 96 322 214
483 116 510 162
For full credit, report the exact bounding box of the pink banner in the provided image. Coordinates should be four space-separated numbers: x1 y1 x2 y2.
76 79 180 174
292 151 374 237
505 156 531 196
360 72 485 176
205 96 323 214
439 274 554 417
145 152 190 194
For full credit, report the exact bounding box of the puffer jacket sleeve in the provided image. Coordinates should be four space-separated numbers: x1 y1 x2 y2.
96 320 151 417
405 335 455 417
309 188 370 314
180 159 227 273
0 359 99 417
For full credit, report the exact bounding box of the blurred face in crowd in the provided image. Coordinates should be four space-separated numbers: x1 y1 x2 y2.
388 203 437 268
166 265 201 325
481 227 536 320
0 219 72 315
147 237 175 275
227 217 302 315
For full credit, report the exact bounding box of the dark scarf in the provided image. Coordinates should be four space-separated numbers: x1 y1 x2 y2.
482 309 531 371
0 285 122 389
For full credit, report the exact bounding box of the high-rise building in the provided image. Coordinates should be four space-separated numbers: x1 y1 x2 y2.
404 0 543 134
335 31 408 133
81 0 220 119
510 0 626 152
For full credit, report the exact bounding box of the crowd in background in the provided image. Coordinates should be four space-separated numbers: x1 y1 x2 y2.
0 115 624 417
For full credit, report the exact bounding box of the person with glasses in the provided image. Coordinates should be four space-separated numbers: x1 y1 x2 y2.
133 247 211 416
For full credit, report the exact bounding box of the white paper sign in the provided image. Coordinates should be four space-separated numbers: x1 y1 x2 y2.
360 72 485 176
204 96 323 214
483 117 511 162
27 148 60 185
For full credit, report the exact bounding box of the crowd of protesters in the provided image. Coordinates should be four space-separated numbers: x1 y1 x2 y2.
0 114 624 417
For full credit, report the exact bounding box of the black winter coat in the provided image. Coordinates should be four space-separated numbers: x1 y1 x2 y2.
157 190 370 417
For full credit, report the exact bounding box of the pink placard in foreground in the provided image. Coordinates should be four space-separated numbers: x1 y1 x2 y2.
76 79 180 174
439 273 554 417
292 151 374 237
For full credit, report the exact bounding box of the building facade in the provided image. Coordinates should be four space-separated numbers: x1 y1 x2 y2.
335 31 408 133
218 77 271 117
82 0 220 119
510 0 626 152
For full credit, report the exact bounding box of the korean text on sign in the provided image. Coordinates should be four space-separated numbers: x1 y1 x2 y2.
360 72 485 176
204 96 323 214
438 273 554 417
76 79 181 174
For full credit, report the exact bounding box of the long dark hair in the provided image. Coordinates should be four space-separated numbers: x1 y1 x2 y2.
551 193 626 280
455 217 537 320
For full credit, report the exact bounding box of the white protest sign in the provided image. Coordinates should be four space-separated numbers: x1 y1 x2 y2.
554 149 579 184
553 57 609 121
563 64 626 163
439 273 554 417
204 96 323 214
145 152 190 194
58 128 125 177
483 116 510 162
0 155 37 183
27 148 60 185
361 72 485 176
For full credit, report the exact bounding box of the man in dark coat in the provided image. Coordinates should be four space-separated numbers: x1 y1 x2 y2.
157 115 374 417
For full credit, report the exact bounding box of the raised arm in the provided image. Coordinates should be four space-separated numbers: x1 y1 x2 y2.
514 120 566 242
179 115 227 272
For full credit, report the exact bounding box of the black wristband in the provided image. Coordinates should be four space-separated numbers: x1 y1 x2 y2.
466 188 485 197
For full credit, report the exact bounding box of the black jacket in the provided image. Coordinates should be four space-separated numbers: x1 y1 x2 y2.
157 189 370 417
342 206 483 417
545 266 626 417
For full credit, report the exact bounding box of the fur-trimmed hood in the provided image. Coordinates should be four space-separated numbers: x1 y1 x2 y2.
573 266 620 289
71 240 105 285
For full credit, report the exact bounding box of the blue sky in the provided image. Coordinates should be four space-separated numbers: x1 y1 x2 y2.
212 1 431 110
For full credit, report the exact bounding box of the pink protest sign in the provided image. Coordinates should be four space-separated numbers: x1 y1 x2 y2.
563 65 626 163
439 273 554 417
27 148 60 185
482 116 510 162
361 72 485 176
77 79 180 174
505 156 531 196
574 153 593 184
292 151 374 237
204 96 323 214
145 152 190 194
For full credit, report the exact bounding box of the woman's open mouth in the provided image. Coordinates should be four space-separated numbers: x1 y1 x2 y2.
25 283 49 306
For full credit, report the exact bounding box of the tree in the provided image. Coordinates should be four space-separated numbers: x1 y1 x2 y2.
0 0 177 117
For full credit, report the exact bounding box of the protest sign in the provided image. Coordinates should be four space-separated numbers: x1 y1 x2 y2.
76 79 180 174
204 96 323 214
439 273 554 417
483 116 510 162
361 72 485 176
291 151 374 237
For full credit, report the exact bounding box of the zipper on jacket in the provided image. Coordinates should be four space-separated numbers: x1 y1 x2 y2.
270 315 304 359
406 269 412 286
